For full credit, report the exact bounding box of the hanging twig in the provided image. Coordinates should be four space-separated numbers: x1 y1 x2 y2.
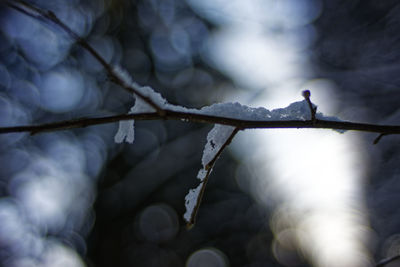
185 127 240 228
373 133 389 145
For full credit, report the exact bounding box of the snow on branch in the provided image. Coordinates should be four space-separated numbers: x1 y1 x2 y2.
202 125 236 169
4 0 400 141
114 106 136 144
112 66 169 143
2 103 400 136
184 126 239 228
113 87 345 144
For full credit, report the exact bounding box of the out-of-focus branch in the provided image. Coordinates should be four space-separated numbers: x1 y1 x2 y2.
4 0 165 116
376 255 400 267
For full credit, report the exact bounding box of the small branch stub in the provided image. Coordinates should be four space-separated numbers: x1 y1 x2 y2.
302 89 316 123
373 133 389 145
302 90 311 99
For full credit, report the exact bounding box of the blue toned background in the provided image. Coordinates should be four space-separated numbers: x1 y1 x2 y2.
1 1 400 266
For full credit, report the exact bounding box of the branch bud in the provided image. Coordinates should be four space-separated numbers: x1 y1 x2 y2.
302 90 311 99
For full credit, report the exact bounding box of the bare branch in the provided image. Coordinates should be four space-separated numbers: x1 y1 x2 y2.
4 0 165 116
3 0 400 140
373 133 389 144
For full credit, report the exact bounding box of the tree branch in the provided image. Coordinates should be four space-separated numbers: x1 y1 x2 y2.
1 110 400 137
3 0 400 140
186 127 239 228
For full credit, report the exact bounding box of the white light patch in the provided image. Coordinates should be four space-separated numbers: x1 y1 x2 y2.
236 125 372 267
205 28 306 89
40 68 84 113
189 0 372 266
41 241 86 267
186 0 321 28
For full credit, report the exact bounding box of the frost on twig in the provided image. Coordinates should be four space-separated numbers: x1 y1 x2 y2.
202 124 237 169
113 65 169 143
184 125 237 228
113 87 347 144
114 106 136 144
113 65 168 112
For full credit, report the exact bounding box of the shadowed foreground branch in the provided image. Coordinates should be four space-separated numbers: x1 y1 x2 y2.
1 109 400 140
3 0 400 142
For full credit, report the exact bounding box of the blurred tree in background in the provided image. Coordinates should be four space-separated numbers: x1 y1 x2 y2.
312 1 400 263
1 1 400 267
0 1 277 266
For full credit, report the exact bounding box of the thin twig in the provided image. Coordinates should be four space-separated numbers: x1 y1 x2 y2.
4 0 165 116
376 254 400 267
373 133 389 145
186 127 240 228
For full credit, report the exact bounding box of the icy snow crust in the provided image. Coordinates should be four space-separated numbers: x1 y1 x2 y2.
114 92 342 144
113 65 342 144
201 124 235 167
183 181 202 222
183 124 235 222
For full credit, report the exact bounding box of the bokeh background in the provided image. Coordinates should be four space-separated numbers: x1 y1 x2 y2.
1 0 400 266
